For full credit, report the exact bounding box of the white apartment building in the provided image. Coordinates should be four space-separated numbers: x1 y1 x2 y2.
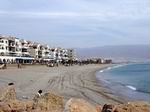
41 45 46 58
61 49 69 60
7 37 16 56
49 48 58 61
67 49 76 61
28 43 45 59
20 39 30 57
42 45 51 59
0 36 9 56
0 35 76 62
15 38 22 56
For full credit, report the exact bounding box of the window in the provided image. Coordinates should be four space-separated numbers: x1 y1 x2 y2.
0 46 4 50
5 41 7 44
1 52 4 56
0 40 4 43
16 42 19 46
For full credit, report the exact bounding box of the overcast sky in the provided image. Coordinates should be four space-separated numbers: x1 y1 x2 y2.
0 0 150 48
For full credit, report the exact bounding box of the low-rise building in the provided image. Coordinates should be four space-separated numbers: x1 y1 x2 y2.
67 49 76 61
28 43 40 58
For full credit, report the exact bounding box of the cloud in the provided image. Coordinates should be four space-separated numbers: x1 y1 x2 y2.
0 10 150 21
1 0 150 21
0 11 99 17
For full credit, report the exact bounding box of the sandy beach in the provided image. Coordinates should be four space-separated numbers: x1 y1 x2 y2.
0 64 126 105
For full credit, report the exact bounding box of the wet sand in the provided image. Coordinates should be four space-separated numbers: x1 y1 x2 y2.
0 64 126 105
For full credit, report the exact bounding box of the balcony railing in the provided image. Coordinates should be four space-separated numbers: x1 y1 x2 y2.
9 44 15 47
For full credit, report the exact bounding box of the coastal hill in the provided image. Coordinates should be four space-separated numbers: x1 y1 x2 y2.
76 45 150 62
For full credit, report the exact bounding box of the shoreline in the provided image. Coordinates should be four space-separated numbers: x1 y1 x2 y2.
97 63 150 103
95 64 130 103
85 64 128 104
0 64 127 105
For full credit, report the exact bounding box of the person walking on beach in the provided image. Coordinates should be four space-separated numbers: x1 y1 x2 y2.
3 59 7 69
17 63 21 68
17 60 22 69
3 63 7 69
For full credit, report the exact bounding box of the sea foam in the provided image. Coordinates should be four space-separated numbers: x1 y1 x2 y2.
126 85 137 91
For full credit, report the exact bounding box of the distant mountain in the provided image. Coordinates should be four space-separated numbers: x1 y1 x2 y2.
75 45 150 62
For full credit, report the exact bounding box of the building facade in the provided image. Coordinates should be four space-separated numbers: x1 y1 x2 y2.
0 35 76 62
0 36 9 56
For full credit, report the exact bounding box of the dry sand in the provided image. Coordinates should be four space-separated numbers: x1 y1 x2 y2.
0 64 126 105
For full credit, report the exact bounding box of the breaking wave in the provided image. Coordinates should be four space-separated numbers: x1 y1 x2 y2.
126 85 137 91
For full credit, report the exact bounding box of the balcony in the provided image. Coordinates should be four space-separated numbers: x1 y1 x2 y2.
22 52 30 55
9 43 15 47
9 50 16 53
22 48 28 52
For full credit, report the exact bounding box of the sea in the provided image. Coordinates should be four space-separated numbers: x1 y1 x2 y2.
96 63 150 102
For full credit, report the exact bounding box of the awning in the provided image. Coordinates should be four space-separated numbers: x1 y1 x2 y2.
16 57 34 60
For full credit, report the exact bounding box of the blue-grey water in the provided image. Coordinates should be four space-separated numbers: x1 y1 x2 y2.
96 63 150 102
